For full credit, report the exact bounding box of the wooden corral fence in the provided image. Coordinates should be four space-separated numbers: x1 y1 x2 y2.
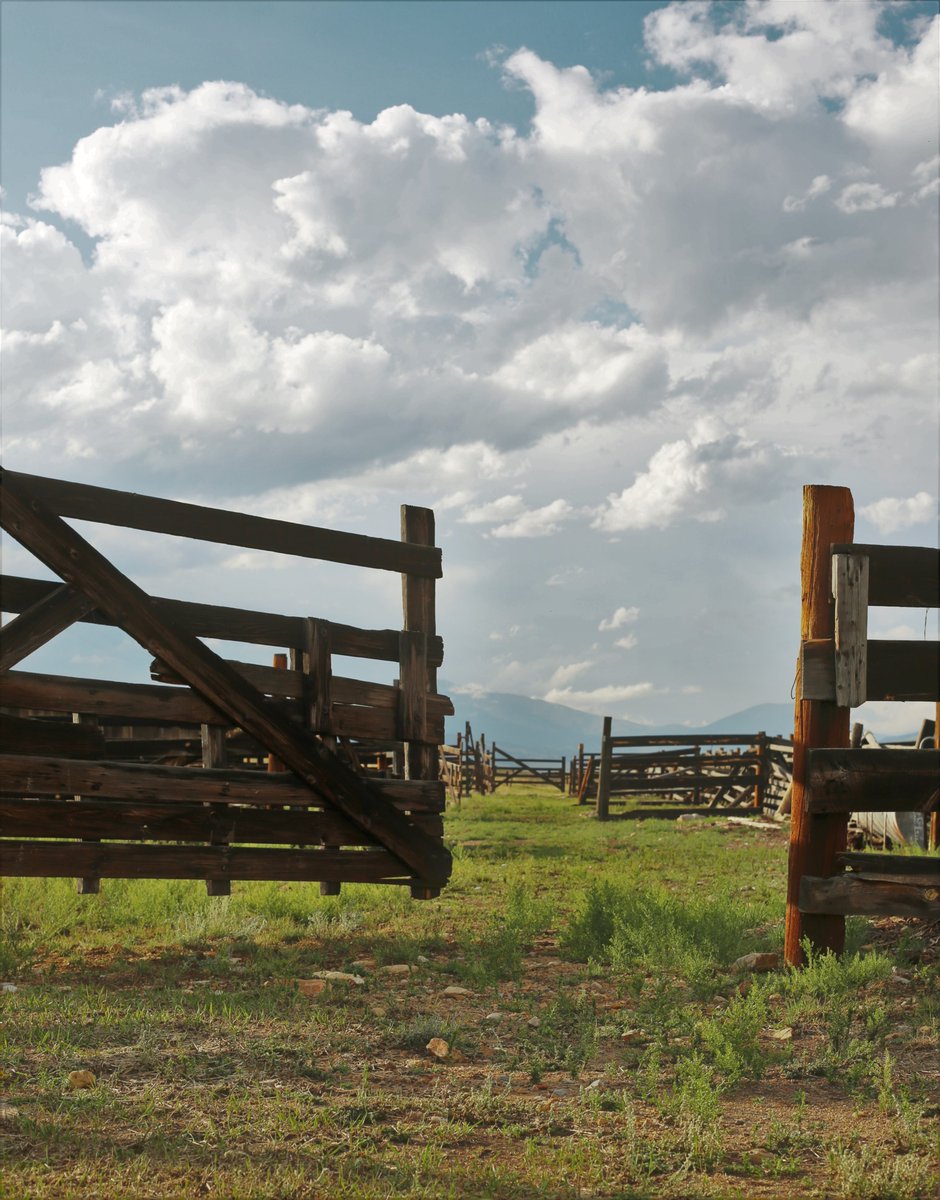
0 469 453 899
491 745 566 792
439 722 494 802
594 724 792 820
785 484 939 966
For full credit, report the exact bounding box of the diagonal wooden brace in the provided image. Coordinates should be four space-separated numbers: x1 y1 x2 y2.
0 583 98 671
0 469 452 887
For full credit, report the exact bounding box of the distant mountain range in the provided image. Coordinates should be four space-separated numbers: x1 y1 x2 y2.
441 686 795 757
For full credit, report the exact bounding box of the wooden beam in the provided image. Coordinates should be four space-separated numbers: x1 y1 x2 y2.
806 748 940 813
799 874 940 920
0 841 410 883
400 505 442 900
801 639 940 703
831 553 868 707
785 484 855 967
0 755 445 813
0 472 451 886
0 797 442 843
4 470 441 579
830 543 939 607
1 668 446 743
837 852 940 881
0 714 104 758
3 575 445 665
0 583 98 671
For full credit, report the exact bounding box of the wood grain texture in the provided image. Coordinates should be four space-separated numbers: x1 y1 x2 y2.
0 755 445 812
0 714 104 758
4 470 441 578
2 576 445 665
785 484 854 966
830 543 939 607
799 874 940 919
0 797 443 843
0 840 410 883
806 748 940 813
832 553 868 707
801 639 939 703
0 584 98 671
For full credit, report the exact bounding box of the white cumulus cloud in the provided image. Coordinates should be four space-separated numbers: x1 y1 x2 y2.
598 606 640 632
859 491 935 534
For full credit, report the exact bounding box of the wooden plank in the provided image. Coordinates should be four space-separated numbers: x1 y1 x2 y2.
400 506 441 900
1 670 236 725
0 755 445 812
398 630 428 742
0 840 410 883
806 748 940 813
0 474 451 886
1 669 445 743
0 584 98 670
302 619 332 736
4 470 441 579
830 543 939 608
799 874 940 919
837 851 940 879
0 797 443 842
785 484 855 967
0 713 105 758
149 656 453 717
832 553 868 707
3 576 444 665
202 723 231 895
801 639 940 703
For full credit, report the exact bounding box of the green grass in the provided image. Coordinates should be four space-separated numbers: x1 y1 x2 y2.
1 787 938 1198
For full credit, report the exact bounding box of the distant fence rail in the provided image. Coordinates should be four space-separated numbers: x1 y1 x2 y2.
594 727 793 820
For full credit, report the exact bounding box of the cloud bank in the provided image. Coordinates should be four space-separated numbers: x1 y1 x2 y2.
2 0 936 727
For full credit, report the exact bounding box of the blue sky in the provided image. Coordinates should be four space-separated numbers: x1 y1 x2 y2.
1 0 937 735
2 0 668 218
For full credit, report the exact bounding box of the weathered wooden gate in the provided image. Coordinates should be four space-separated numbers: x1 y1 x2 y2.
0 469 452 898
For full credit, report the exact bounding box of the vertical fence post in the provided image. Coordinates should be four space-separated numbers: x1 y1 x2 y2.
203 722 231 897
784 485 854 967
754 732 766 811
931 703 940 851
73 712 100 895
595 716 613 821
304 620 340 897
401 504 440 900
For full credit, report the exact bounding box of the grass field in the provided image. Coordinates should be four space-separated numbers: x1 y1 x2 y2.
1 788 938 1198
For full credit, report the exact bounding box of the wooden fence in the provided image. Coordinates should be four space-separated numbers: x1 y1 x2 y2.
784 484 939 965
0 469 452 898
491 745 566 792
594 726 792 819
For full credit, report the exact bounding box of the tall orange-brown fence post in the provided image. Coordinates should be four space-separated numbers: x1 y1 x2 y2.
784 485 854 966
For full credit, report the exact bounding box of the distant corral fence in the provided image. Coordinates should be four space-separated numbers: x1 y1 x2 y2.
594 727 793 820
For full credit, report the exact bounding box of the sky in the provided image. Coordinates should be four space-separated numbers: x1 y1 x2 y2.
1 0 938 737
